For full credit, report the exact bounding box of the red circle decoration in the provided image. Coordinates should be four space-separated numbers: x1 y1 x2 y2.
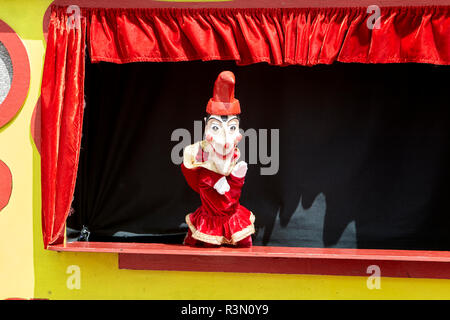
42 3 52 43
31 97 41 154
0 20 30 128
0 160 12 212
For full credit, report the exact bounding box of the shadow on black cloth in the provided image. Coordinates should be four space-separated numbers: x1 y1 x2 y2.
67 59 450 251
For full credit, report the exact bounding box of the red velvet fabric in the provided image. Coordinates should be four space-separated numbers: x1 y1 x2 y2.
41 7 86 248
88 6 450 65
181 165 254 245
41 4 450 248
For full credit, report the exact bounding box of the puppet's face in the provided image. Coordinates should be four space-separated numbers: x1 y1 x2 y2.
204 115 242 157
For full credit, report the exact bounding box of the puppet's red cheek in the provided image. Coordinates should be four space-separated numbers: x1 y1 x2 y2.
236 134 242 143
206 134 213 142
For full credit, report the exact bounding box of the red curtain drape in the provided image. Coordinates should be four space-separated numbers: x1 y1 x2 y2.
41 7 86 248
88 6 450 65
41 5 450 248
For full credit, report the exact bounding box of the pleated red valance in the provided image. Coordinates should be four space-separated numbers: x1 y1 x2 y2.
87 6 450 65
41 4 450 248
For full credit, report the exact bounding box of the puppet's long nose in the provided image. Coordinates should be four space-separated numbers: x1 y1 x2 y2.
221 130 230 151
219 130 234 154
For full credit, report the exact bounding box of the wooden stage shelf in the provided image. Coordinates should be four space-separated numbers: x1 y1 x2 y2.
47 242 450 279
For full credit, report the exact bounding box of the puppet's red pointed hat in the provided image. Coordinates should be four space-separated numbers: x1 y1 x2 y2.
206 71 241 115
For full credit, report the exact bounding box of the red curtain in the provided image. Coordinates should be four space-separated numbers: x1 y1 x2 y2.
41 7 86 248
88 6 450 65
41 5 450 248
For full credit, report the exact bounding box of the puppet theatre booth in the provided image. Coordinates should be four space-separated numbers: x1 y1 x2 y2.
32 1 450 298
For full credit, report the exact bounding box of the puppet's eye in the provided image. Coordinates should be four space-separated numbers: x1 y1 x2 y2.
229 125 236 131
212 125 219 131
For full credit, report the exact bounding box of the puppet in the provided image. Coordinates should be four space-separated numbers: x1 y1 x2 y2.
181 71 255 247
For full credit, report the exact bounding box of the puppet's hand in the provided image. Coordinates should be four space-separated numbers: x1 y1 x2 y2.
231 161 248 178
214 176 230 195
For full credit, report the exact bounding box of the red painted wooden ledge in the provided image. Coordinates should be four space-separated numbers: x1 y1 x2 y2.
47 242 450 279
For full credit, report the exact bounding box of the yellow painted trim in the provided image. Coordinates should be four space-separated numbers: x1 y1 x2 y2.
0 0 52 300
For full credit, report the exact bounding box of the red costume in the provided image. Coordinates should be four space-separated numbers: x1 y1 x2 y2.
182 162 255 247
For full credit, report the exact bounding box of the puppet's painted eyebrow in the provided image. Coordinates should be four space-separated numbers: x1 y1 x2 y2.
207 115 239 123
208 115 223 123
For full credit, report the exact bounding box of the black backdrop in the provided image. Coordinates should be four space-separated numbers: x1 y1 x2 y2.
67 58 450 250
